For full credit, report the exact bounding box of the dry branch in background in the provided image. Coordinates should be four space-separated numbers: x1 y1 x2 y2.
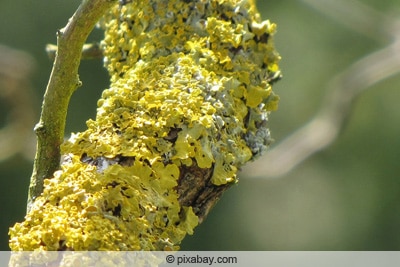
0 45 36 161
244 0 400 178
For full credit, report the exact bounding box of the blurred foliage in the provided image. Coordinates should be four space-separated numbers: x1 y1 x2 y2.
1 0 400 250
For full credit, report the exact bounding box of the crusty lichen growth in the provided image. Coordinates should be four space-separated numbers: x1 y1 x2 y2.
9 0 280 251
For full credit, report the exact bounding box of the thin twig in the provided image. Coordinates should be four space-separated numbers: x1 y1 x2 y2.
46 43 103 61
243 0 400 178
28 0 117 210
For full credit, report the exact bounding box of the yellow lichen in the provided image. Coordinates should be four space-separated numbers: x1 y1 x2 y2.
9 0 280 251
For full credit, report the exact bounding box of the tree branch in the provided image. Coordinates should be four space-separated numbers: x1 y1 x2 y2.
10 0 281 252
27 0 117 210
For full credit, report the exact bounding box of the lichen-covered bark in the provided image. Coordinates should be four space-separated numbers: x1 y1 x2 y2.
9 0 280 251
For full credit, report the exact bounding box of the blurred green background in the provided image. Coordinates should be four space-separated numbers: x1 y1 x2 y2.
1 0 399 250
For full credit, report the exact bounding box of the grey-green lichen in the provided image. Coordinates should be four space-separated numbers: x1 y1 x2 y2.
9 0 280 251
